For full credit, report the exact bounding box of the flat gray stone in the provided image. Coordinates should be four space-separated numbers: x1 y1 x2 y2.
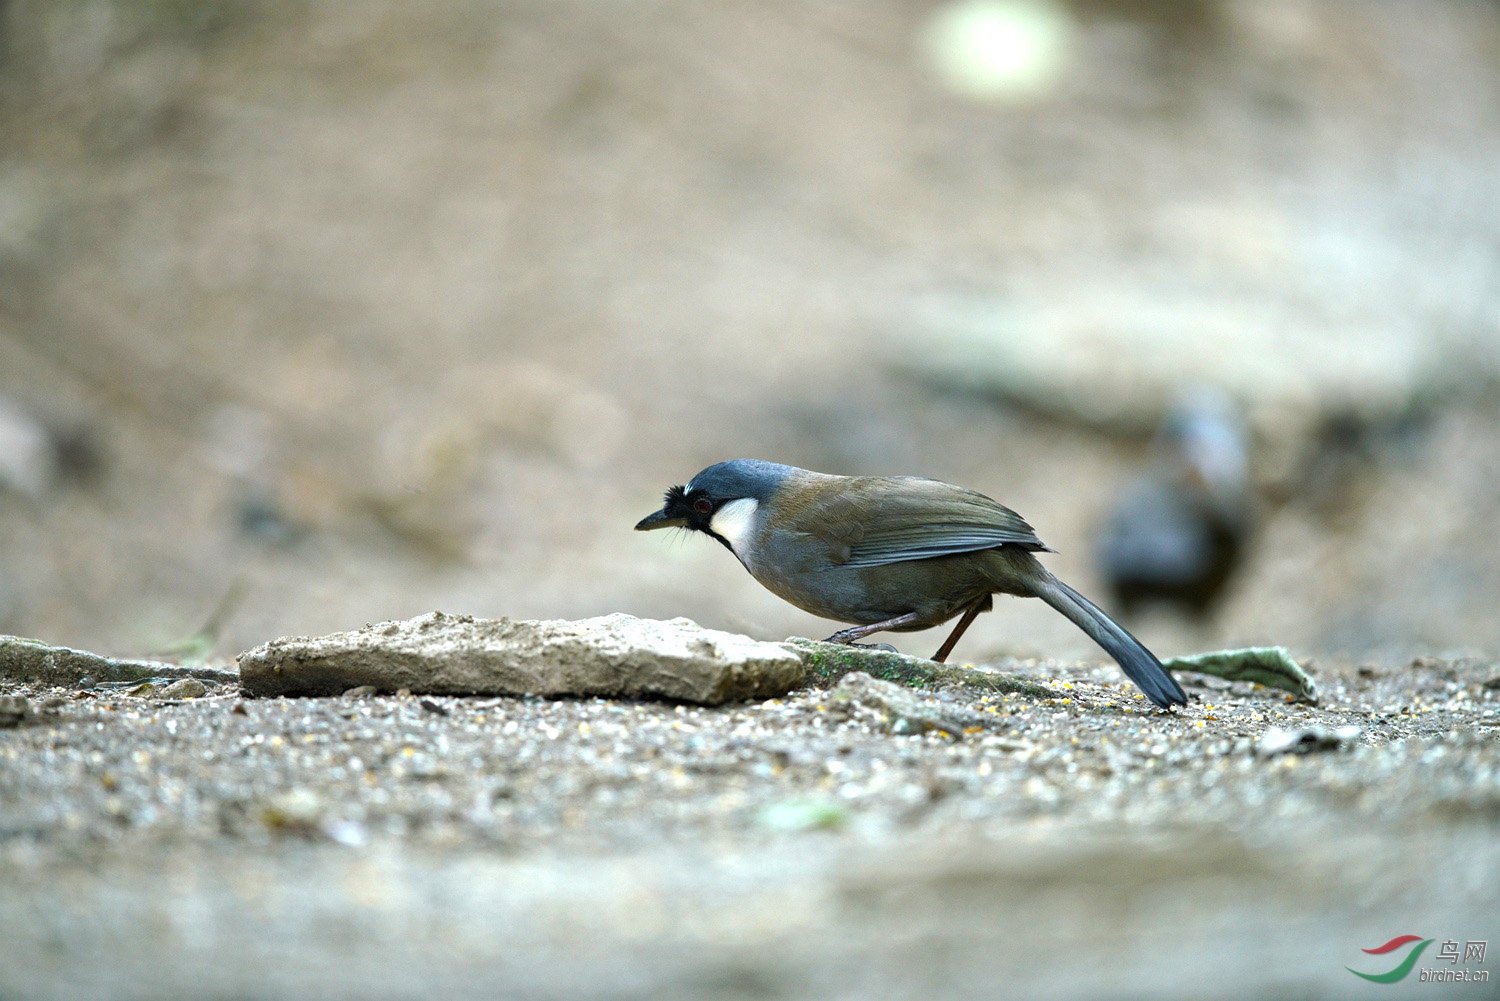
785 637 1059 700
236 611 806 705
0 635 239 687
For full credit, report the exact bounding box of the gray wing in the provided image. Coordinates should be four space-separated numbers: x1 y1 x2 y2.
811 476 1051 569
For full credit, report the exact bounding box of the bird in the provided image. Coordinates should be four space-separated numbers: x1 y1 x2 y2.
636 460 1187 709
1098 387 1253 620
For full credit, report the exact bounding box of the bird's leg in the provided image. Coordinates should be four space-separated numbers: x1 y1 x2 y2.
929 598 988 664
823 612 925 647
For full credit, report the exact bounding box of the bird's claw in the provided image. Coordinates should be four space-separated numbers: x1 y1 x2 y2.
824 634 899 654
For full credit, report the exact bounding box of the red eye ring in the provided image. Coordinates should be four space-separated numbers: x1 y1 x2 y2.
693 498 713 516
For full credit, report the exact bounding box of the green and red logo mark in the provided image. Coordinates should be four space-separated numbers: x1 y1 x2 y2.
1347 935 1434 983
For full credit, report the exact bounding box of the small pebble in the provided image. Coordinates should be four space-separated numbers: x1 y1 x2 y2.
757 799 849 832
0 694 31 727
261 787 325 832
325 819 370 847
159 678 208 699
1256 725 1361 757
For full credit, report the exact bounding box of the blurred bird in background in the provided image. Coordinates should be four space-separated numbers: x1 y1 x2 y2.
1097 386 1253 621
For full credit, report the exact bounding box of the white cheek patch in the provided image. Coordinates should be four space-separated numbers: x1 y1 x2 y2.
709 497 759 552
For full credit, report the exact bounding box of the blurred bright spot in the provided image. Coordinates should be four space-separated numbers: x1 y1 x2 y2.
920 0 1073 103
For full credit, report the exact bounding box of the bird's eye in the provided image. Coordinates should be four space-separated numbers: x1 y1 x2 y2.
693 498 713 516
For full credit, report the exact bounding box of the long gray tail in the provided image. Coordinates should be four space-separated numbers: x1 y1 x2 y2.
1030 575 1187 709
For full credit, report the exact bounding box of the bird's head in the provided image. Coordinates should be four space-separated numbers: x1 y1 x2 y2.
634 459 793 554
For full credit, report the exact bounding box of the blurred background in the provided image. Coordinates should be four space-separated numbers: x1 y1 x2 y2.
1 0 1498 666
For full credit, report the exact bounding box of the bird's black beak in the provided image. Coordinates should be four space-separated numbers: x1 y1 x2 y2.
635 507 688 532
638 483 694 532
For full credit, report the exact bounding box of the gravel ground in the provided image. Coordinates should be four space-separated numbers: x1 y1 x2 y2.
3 651 1498 999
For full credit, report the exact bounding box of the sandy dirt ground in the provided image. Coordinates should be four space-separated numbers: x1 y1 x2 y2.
3 651 1498 999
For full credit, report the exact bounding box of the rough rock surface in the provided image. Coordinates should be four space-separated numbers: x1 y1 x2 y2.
0 635 239 687
829 671 1006 736
787 637 1060 699
237 611 805 704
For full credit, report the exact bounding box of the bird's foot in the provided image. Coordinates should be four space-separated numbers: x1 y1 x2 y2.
822 628 898 654
824 613 924 651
